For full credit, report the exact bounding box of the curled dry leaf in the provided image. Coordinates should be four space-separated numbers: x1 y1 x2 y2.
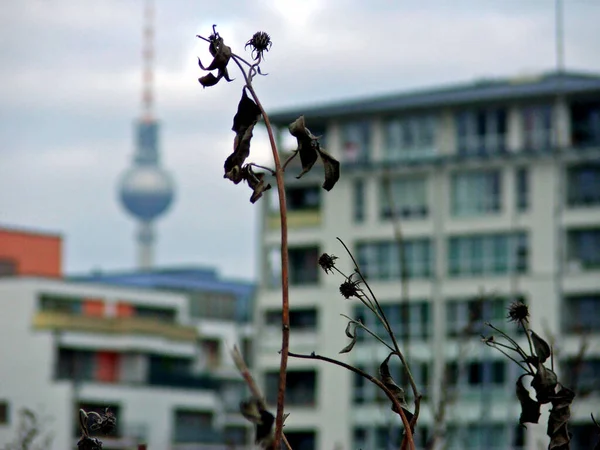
530 330 551 364
288 116 340 191
515 375 541 426
197 26 234 88
547 385 575 450
339 321 358 354
379 354 413 422
225 89 262 182
531 362 558 404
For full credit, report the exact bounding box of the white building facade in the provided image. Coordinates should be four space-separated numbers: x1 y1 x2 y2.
0 277 252 450
254 72 600 450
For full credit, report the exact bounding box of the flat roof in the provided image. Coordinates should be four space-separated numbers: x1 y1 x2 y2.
268 71 600 125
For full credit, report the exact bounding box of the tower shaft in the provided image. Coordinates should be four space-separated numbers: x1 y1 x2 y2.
142 0 155 122
137 221 155 269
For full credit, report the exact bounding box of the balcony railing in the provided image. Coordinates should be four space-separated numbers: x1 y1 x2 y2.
147 370 218 390
267 209 321 229
33 311 198 342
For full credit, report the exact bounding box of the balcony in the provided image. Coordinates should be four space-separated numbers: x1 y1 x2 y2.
267 209 321 229
33 311 198 342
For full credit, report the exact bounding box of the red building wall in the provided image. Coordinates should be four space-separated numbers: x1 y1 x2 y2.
0 227 62 277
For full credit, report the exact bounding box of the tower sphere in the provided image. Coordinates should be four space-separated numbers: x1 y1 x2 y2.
119 166 174 221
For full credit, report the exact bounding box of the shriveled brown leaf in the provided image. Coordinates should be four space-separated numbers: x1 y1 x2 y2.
531 361 558 404
379 354 413 422
339 321 358 354
530 330 551 364
196 31 233 88
547 385 575 450
515 375 541 426
224 89 261 181
240 397 275 449
288 116 340 190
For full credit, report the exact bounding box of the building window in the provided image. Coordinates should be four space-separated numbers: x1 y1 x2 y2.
134 305 176 322
380 177 428 220
0 401 9 424
357 240 433 280
571 101 600 147
354 301 431 340
567 228 600 270
522 105 552 151
224 426 249 446
446 297 519 337
285 431 316 450
286 185 321 212
39 294 82 315
383 115 437 161
562 295 600 333
456 109 507 155
0 259 17 277
451 170 501 217
448 233 528 276
446 360 507 391
265 370 317 407
265 308 317 331
353 426 430 450
341 120 370 163
353 179 365 222
173 409 215 443
515 168 529 212
56 348 96 381
566 164 600 207
288 246 320 285
562 358 600 395
446 424 508 450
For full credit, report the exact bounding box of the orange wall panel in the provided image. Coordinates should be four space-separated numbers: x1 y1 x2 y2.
96 352 119 383
116 302 134 317
83 299 105 317
0 228 62 277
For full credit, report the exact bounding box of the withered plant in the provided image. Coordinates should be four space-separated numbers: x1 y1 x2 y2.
195 25 340 450
482 302 576 450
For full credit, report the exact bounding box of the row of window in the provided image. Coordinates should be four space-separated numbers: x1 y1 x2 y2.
262 294 600 339
336 102 600 163
263 357 600 410
273 164 600 221
269 228 600 287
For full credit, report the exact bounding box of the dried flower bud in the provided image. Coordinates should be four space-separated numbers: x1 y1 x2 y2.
507 301 529 324
245 31 272 60
318 253 338 274
339 275 361 299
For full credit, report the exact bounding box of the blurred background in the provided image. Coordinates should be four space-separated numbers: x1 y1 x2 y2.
1 1 599 450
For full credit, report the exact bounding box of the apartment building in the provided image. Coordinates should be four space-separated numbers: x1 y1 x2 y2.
0 228 255 450
254 72 600 450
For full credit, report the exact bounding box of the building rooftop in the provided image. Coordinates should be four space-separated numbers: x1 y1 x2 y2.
268 71 600 125
70 266 254 298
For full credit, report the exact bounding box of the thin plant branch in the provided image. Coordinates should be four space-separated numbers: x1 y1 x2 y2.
288 351 415 450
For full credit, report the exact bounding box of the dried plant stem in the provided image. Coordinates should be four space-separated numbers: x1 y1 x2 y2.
336 237 421 427
288 351 415 450
231 55 290 449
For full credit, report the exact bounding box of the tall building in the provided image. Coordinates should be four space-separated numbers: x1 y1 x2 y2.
254 72 600 450
119 0 175 269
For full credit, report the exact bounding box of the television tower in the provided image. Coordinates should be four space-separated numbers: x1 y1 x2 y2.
119 0 175 269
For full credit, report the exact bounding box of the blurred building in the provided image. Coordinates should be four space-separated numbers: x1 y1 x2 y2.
0 225 62 278
0 228 255 450
254 72 600 450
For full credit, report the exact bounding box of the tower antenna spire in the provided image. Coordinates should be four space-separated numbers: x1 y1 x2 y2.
142 0 155 121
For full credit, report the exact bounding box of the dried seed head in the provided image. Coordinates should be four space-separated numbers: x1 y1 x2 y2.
318 253 338 274
507 301 529 324
245 31 272 60
339 275 361 299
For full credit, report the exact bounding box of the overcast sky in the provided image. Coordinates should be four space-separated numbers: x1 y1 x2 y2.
1 1 599 281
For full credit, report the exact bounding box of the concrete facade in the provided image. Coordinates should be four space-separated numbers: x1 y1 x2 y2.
253 73 600 450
